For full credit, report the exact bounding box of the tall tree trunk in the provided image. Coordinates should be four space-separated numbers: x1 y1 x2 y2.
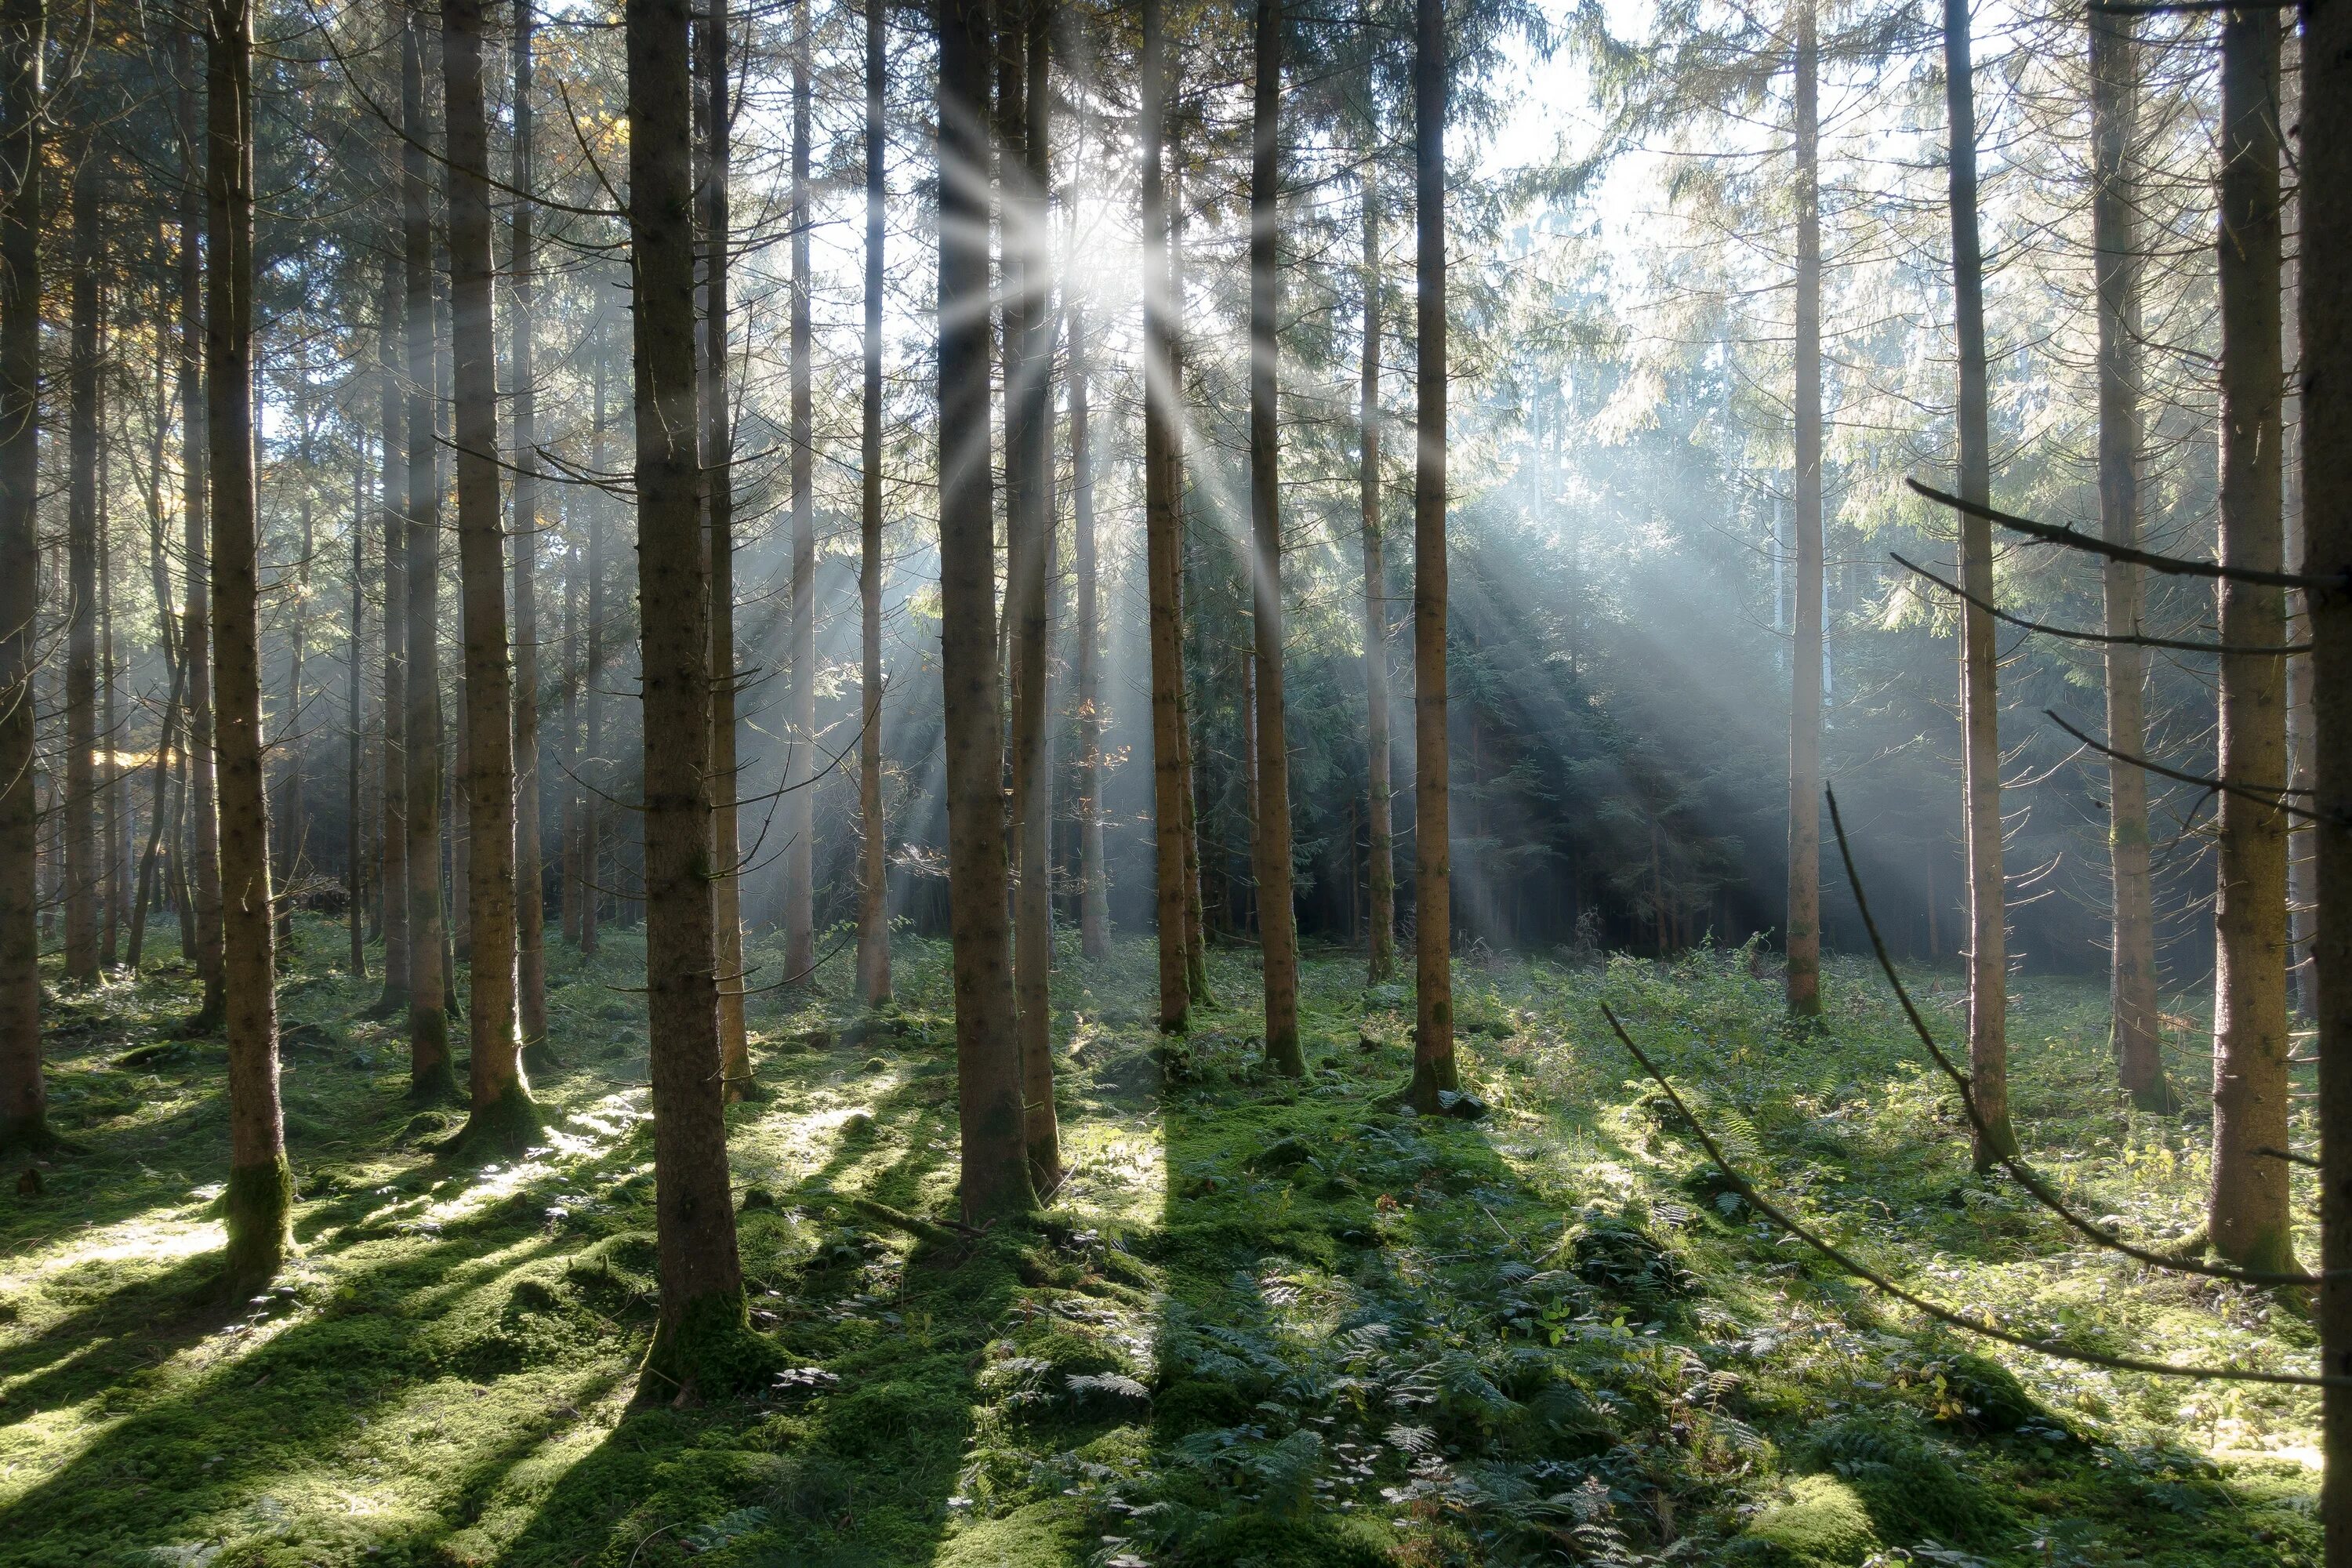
348 464 366 978
626 0 750 1394
1169 155 1209 1003
855 0 892 1004
782 0 815 985
404 13 452 1097
1784 0 1822 1018
2092 7 2168 1111
1141 0 1187 1032
583 335 605 958
1007 0 1061 1189
1944 0 2013 1167
445 0 529 1142
1249 0 1300 1074
1071 295 1109 963
939 0 1036 1221
2207 2 2292 1273
101 376 121 971
2296 0 2352 1545
376 252 408 1010
179 34 226 1031
1359 162 1393 985
208 0 289 1289
64 153 100 986
511 0 547 1068
0 0 41 1147
560 494 580 947
699 0 752 1094
1406 0 1454 1111
279 383 311 953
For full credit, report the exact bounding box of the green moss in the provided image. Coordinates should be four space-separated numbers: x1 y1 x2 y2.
933 1499 1083 1567
219 1152 294 1296
1741 1475 1878 1566
637 1287 779 1403
1180 1513 1392 1568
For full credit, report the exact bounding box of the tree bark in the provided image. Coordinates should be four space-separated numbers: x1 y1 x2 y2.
1071 295 1109 963
349 463 366 978
2092 7 2168 1112
855 0 892 1004
64 152 100 986
782 0 815 985
1406 0 1454 1111
2296 0 2352 1547
699 0 751 1094
179 33 225 1031
938 0 1036 1221
1944 0 2013 1167
1359 162 1393 985
1784 0 1822 1018
511 0 547 1067
101 398 121 971
208 0 290 1289
377 252 408 1011
1141 0 1188 1032
1250 0 1300 1074
279 379 312 954
445 0 528 1143
2207 2 2292 1274
560 493 580 947
0 0 41 1147
583 335 606 958
626 0 750 1399
404 13 452 1098
1169 157 1208 1004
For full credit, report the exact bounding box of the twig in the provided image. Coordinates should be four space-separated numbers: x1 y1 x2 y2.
1598 1004 2340 1386
1826 787 2324 1287
1907 478 2342 592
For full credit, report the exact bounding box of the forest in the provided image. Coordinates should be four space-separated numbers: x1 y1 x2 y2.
0 0 2348 1559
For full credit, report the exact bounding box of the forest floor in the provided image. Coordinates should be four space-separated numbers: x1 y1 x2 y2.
0 920 2320 1567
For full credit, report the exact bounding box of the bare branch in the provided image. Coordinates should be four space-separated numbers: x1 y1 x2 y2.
1907 478 2343 592
1891 553 2310 655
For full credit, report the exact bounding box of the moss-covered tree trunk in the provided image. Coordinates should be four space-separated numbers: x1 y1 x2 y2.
2207 2 2292 1275
855 0 892 1004
403 13 452 1099
207 0 290 1290
626 0 751 1399
1406 0 1455 1112
1943 0 2013 1169
1249 0 1300 1076
0 0 42 1149
938 0 1036 1223
2090 8 2169 1112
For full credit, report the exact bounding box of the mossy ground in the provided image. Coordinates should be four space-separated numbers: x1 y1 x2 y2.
0 922 2318 1566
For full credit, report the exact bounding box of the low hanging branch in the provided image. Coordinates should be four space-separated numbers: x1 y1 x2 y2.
1890 553 2310 656
1905 477 2343 592
2042 710 2343 828
1598 1004 2341 1386
1824 787 2328 1287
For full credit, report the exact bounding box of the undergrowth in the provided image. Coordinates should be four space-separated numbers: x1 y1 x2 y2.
0 921 2318 1566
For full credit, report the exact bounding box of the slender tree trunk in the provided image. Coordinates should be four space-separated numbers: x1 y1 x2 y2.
626 0 750 1396
404 14 452 1097
1071 296 1109 963
1250 0 1299 1073
377 253 408 1010
208 0 289 1289
699 0 752 1093
583 336 605 958
561 495 580 947
855 0 892 1004
1142 0 1187 1032
511 0 547 1067
1359 163 1393 985
939 0 1036 1221
349 464 366 978
445 0 529 1142
103 363 121 971
0 0 41 1147
2092 8 2168 1111
783 0 816 985
279 387 311 953
1170 158 1208 1004
2208 2 2292 1273
1944 0 2013 1167
1785 0 1823 1018
179 35 225 1031
1406 0 1455 1111
2296 0 2352 1545
1006 0 1060 1189
129 651 183 974
64 154 100 986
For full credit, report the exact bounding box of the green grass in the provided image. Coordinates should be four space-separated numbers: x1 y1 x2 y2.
0 920 2318 1566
